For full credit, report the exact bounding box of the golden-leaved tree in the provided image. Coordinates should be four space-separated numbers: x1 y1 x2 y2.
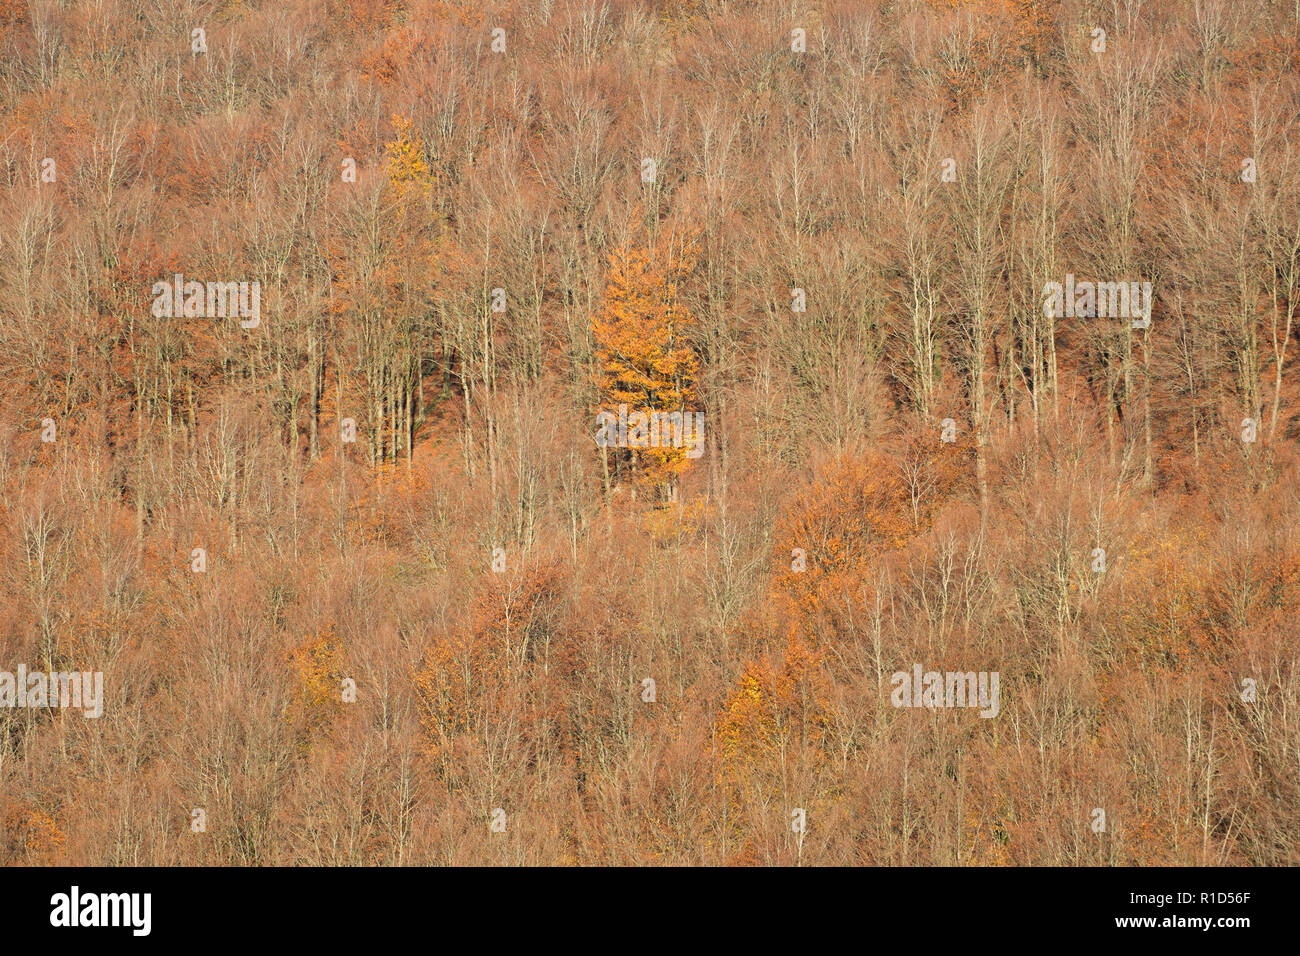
592 233 701 498
386 114 435 199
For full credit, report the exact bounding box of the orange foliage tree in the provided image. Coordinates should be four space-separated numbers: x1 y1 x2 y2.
592 233 702 498
386 114 436 200
285 628 347 754
768 450 939 644
715 633 831 859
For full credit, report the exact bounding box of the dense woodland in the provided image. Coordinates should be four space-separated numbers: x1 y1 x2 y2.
0 0 1298 865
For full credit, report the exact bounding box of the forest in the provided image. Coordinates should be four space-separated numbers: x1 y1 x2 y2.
0 0 1297 865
